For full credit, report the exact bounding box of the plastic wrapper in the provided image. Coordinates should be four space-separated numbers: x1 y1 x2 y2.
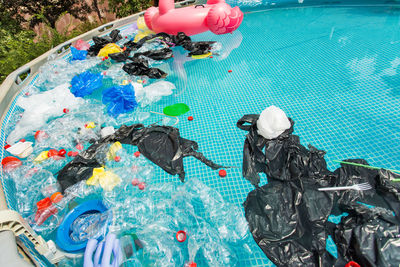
71 47 88 61
102 84 138 117
238 110 400 267
6 83 85 144
70 71 103 97
57 124 224 192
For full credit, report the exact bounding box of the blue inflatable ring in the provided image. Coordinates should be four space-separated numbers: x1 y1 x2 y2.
56 199 108 252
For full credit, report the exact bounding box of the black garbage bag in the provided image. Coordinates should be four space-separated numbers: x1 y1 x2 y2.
108 50 131 62
133 48 173 60
57 124 224 192
122 58 167 79
238 113 400 267
87 29 122 56
332 202 400 267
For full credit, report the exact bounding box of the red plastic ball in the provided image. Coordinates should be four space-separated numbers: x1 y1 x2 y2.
131 178 139 186
219 169 227 177
188 116 193 121
138 182 146 190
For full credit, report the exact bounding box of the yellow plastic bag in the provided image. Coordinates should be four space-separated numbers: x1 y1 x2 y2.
34 151 49 162
86 167 121 191
97 43 123 58
106 142 122 161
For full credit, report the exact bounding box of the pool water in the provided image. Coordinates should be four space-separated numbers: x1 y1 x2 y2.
2 4 400 267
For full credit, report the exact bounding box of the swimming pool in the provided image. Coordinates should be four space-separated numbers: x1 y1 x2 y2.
1 3 400 267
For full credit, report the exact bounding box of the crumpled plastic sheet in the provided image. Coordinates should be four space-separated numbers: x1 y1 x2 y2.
104 178 252 267
70 47 88 61
107 32 215 78
7 83 85 144
237 113 400 267
102 84 138 117
70 71 103 98
57 124 225 192
122 58 167 79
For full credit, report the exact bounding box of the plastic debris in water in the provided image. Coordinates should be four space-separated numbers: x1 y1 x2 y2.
163 103 190 117
70 71 103 98
102 84 138 117
70 47 88 61
97 43 123 58
6 84 84 144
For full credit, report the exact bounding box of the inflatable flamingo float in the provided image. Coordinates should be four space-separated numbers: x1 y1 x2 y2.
144 0 244 36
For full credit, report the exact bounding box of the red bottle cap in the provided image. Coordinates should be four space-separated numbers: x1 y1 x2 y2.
50 192 63 203
1 156 22 170
219 169 227 177
188 116 193 121
131 178 139 186
114 156 121 162
58 149 67 156
228 70 232 73
63 108 69 113
345 261 361 267
138 182 146 190
176 230 187 242
36 197 52 211
48 149 59 158
134 151 140 158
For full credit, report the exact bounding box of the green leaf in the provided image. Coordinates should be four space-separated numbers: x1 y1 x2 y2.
163 103 190 116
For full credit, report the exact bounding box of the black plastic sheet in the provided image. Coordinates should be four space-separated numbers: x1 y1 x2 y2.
57 124 224 192
237 113 400 267
87 29 122 57
122 58 167 79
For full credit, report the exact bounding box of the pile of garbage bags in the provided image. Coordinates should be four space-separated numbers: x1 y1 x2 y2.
237 107 400 266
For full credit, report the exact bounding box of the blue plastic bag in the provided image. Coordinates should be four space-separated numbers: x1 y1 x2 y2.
102 84 138 117
71 47 88 61
70 71 103 97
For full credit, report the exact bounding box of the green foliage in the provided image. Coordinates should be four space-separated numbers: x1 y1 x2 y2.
108 0 153 18
1 0 92 29
0 21 101 84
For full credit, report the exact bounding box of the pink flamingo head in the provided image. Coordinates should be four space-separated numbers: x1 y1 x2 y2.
206 3 244 35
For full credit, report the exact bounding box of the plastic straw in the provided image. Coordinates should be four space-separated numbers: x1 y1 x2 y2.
333 160 400 174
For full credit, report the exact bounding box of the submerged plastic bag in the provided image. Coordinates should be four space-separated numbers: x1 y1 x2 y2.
7 84 84 144
102 84 138 117
122 58 167 79
70 71 103 98
57 124 225 192
70 47 88 61
237 109 400 267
